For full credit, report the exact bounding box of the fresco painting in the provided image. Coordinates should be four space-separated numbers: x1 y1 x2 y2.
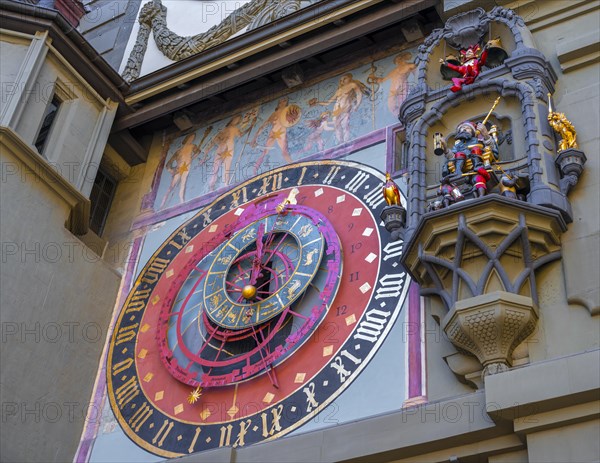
152 49 416 211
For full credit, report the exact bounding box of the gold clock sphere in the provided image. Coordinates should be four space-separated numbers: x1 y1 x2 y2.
241 284 257 300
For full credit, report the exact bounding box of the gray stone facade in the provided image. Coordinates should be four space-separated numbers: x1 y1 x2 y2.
0 0 598 462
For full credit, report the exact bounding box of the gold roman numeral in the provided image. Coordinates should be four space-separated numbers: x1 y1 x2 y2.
112 358 134 375
152 419 174 447
115 376 139 407
129 402 153 432
115 323 138 345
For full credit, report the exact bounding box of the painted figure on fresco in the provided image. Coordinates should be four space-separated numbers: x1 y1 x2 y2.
311 73 370 144
301 111 334 154
203 114 252 190
439 44 488 93
374 52 416 115
153 51 421 211
160 132 204 209
250 97 302 175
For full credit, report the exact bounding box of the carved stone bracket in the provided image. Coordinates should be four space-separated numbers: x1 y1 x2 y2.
401 195 566 378
402 195 566 309
443 291 537 377
380 205 406 242
555 148 587 195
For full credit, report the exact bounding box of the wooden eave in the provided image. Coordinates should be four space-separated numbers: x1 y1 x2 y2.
115 0 437 132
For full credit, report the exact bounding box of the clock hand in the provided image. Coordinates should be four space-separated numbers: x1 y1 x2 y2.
249 222 266 286
276 187 300 213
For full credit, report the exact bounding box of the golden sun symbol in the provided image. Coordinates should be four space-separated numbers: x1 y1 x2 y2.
187 386 203 404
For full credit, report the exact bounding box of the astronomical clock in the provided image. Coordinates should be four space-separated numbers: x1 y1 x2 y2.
106 160 410 457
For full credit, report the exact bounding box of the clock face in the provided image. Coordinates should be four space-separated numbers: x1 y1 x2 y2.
107 161 409 457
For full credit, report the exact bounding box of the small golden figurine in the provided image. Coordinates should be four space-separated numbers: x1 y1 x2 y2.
383 172 401 206
547 93 578 151
187 386 203 404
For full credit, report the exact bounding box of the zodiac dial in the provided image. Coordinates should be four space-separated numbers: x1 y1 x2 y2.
107 161 409 457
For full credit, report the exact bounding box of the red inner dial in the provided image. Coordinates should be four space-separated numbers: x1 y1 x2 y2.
134 185 380 425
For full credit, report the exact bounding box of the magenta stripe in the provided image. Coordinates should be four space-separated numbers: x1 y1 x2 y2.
407 281 424 399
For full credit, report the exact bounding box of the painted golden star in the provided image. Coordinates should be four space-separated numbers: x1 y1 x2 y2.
187 386 203 404
271 129 284 139
177 162 190 174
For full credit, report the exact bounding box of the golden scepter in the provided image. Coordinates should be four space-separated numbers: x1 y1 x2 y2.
477 96 502 166
481 97 501 127
460 169 494 177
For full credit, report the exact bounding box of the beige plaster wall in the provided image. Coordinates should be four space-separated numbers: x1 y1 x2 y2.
526 419 600 463
2 31 117 200
14 55 113 191
0 148 121 462
0 37 29 84
493 0 600 323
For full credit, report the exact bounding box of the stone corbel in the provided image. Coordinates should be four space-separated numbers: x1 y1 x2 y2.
555 148 587 195
443 291 538 378
402 195 566 380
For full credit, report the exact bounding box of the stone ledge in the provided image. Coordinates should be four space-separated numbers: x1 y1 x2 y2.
0 126 90 234
513 400 600 435
174 391 511 463
485 349 600 421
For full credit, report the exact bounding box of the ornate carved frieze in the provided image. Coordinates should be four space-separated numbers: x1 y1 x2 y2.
122 0 318 82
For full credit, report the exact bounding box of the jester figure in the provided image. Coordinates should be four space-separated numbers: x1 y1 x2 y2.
440 44 488 93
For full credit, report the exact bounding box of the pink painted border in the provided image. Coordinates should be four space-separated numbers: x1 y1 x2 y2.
74 236 144 463
406 281 425 400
